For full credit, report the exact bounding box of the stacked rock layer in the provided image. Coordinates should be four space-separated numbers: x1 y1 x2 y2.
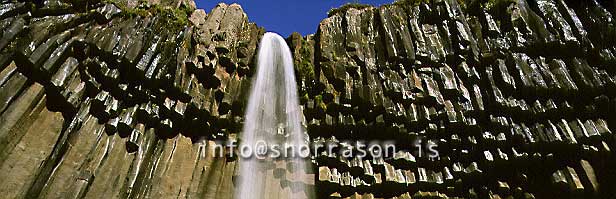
0 0 615 198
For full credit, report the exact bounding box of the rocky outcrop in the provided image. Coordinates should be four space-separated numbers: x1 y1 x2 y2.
0 1 259 198
0 0 615 198
304 0 616 198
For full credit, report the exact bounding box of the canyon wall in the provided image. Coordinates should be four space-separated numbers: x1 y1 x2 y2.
0 0 615 198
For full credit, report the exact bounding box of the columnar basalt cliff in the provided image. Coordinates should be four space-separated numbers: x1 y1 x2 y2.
0 0 615 198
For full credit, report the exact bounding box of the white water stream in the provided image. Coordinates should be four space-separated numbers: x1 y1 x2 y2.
235 32 311 199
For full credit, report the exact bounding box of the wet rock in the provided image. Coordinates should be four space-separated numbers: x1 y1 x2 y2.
94 3 121 23
0 17 25 51
378 5 415 64
569 58 602 94
135 35 161 79
421 74 445 106
0 70 28 113
422 23 447 64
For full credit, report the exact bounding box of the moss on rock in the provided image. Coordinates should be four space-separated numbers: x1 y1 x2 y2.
328 3 372 17
104 0 193 32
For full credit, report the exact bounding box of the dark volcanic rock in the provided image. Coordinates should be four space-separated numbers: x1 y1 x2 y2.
0 0 615 198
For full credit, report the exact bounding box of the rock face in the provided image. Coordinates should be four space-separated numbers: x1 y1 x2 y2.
0 0 615 198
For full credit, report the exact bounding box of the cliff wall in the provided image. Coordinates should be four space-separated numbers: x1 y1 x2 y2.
0 0 615 198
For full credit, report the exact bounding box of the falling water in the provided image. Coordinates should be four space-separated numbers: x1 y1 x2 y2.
235 32 311 199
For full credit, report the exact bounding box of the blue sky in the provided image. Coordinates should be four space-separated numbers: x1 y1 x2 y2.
194 0 394 37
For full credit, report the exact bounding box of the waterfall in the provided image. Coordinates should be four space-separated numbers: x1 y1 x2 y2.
235 32 311 199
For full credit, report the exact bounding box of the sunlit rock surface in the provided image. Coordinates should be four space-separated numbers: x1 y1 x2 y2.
0 0 615 198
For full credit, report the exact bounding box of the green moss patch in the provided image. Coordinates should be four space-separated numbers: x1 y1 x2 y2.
104 0 193 32
328 3 372 17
